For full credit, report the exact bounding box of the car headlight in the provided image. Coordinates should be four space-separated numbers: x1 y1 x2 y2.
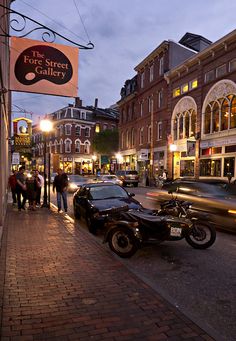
228 209 236 215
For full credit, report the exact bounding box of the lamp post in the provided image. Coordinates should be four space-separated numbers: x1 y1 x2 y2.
40 119 53 208
169 144 177 180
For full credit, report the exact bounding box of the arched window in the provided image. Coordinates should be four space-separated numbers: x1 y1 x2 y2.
190 110 196 137
84 141 90 154
204 105 211 134
65 139 72 153
173 116 178 140
75 140 80 153
75 125 81 136
212 101 220 133
221 98 229 131
185 111 190 138
179 114 183 139
231 96 236 129
139 127 144 145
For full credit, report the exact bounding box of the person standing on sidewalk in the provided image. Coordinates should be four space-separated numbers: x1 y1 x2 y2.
16 166 27 211
35 170 44 206
53 169 68 212
8 170 17 205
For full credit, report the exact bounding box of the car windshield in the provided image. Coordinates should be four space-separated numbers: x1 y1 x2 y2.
89 185 128 200
101 175 117 180
126 171 138 175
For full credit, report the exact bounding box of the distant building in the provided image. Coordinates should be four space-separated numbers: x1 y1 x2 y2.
32 98 119 174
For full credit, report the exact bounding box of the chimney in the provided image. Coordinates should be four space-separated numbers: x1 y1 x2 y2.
94 98 98 108
75 97 82 107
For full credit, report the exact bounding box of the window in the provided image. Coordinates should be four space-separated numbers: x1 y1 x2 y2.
181 83 189 93
149 64 154 82
185 111 190 138
157 122 162 140
85 127 90 137
224 157 235 177
141 71 145 88
180 160 195 177
190 110 196 137
80 111 86 120
157 90 163 108
230 96 236 129
179 115 183 139
140 102 143 117
75 126 81 136
190 79 198 90
204 105 211 134
229 58 236 72
212 102 220 133
65 124 71 135
225 145 236 153
221 99 229 131
173 87 181 97
84 141 90 154
65 139 72 153
148 96 152 113
139 127 144 145
159 56 164 75
216 64 227 78
200 159 221 176
75 140 80 153
60 140 63 153
205 70 215 83
60 125 63 136
95 124 100 133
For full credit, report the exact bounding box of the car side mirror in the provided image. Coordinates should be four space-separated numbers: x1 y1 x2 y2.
129 192 135 197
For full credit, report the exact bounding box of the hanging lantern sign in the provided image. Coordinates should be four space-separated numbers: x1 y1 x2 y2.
10 37 79 97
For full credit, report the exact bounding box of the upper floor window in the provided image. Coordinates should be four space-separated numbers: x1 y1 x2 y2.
148 96 153 113
190 79 198 90
149 64 154 82
172 110 196 140
140 101 143 117
181 83 189 93
84 141 90 154
60 125 63 136
157 90 163 108
85 127 90 137
141 71 145 88
65 124 71 135
229 58 236 72
216 64 227 78
75 125 81 136
173 87 181 98
157 122 162 140
205 69 215 83
75 140 80 153
159 56 164 75
65 139 72 153
80 111 86 120
95 124 100 133
139 127 144 145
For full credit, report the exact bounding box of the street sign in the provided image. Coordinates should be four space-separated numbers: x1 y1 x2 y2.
12 152 20 165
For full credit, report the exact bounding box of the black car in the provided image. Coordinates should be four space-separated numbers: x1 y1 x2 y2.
147 180 236 233
73 182 143 232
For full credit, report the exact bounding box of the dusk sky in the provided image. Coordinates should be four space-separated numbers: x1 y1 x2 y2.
11 0 236 122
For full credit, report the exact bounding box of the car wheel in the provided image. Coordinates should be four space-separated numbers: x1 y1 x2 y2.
86 215 97 234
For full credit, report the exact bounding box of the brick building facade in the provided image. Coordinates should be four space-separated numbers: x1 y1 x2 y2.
118 30 236 183
32 99 119 175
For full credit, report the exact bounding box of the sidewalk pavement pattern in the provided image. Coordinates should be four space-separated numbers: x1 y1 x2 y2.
0 205 215 341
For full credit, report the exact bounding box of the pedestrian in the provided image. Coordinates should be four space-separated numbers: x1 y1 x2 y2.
8 170 17 205
53 169 68 213
35 170 44 206
15 166 27 211
26 171 38 210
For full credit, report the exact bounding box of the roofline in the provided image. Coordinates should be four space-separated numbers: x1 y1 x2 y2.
166 28 236 78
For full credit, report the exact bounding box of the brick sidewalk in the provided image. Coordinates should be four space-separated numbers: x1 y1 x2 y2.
0 206 215 341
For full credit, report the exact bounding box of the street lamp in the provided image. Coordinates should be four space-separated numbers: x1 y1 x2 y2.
40 119 53 208
169 144 177 180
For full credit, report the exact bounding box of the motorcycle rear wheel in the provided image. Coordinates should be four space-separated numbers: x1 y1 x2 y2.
108 226 138 258
185 222 216 249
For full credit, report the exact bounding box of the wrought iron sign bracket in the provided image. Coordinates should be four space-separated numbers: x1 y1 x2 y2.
0 4 94 49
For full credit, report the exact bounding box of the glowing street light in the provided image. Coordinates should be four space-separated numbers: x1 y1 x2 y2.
40 119 53 208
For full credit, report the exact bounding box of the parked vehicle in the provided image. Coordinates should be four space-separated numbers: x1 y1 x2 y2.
102 195 216 257
147 180 236 233
98 174 123 186
73 183 143 233
116 170 139 187
67 175 91 193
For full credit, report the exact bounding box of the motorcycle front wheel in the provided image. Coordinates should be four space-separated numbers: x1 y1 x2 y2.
108 227 138 258
185 222 216 249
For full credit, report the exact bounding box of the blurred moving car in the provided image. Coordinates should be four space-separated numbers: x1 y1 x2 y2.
116 170 139 187
98 174 123 186
73 182 143 232
67 174 91 193
147 179 236 233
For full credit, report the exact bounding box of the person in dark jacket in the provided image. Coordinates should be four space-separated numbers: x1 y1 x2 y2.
15 166 27 211
53 169 68 212
8 170 17 205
